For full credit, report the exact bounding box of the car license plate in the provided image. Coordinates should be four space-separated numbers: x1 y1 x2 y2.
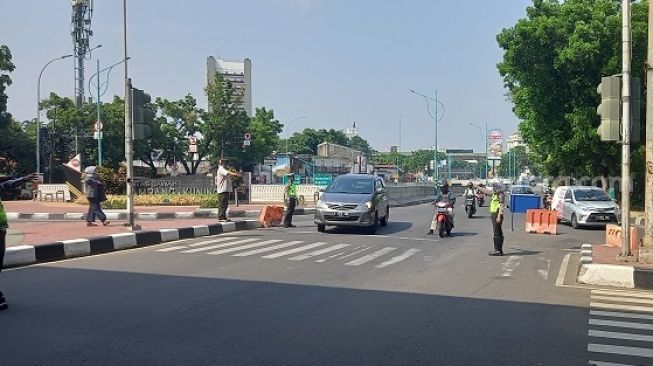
598 215 609 221
336 211 347 217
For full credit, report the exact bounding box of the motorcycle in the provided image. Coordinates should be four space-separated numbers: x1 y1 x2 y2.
433 201 454 237
464 194 476 218
476 191 485 207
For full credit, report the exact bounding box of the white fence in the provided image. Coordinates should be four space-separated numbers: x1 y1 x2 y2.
35 184 71 202
250 185 322 203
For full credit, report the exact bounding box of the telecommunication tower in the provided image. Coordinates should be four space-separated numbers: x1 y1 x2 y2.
71 0 94 108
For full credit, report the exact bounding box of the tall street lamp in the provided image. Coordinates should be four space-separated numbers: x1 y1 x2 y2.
285 116 307 154
468 122 488 184
89 57 131 166
409 89 445 183
37 54 74 175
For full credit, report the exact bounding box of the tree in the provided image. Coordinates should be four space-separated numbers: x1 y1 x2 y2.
286 128 351 154
0 118 34 175
497 0 648 178
238 107 283 166
348 135 374 155
500 146 530 177
0 45 15 128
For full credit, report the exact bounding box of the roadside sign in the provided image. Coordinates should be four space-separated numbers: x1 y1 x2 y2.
189 136 198 145
244 132 251 140
264 157 277 166
94 121 104 131
314 173 333 186
93 131 103 140
243 139 251 146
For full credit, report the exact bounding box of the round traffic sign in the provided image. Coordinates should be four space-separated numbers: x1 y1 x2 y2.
94 121 104 131
244 132 251 140
189 136 198 145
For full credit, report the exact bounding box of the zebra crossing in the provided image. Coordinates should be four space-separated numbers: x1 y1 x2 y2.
153 236 422 269
587 288 653 366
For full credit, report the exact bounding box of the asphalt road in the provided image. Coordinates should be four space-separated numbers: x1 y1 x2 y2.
1 203 647 365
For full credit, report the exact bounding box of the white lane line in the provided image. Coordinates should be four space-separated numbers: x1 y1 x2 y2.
288 244 351 261
555 253 570 287
345 247 397 266
537 257 551 280
262 242 329 259
589 329 653 343
155 237 237 252
180 238 258 253
233 241 304 257
315 249 354 263
593 289 653 300
206 240 283 256
588 361 637 366
500 255 522 277
375 248 421 268
589 318 653 331
588 343 653 358
590 302 653 314
591 295 653 306
590 310 653 321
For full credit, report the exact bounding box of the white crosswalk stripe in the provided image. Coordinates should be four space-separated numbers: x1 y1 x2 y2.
587 289 653 366
154 236 421 269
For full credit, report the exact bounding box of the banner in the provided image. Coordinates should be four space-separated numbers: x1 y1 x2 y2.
487 130 503 160
64 154 82 173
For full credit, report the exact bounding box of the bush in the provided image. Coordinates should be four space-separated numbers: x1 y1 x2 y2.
199 196 219 208
73 194 219 208
97 166 126 195
102 195 127 209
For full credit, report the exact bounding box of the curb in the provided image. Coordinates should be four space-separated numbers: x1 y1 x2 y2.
6 208 317 222
4 220 262 269
576 243 653 289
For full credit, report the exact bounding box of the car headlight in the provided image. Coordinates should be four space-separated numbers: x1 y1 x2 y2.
316 200 328 209
357 201 373 210
578 206 591 214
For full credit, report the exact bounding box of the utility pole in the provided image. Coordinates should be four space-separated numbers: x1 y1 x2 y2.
642 0 653 262
123 0 138 230
620 0 633 259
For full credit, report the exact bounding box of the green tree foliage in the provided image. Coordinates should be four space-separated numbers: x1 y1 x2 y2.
238 107 283 166
0 45 15 128
497 0 648 178
0 119 34 175
284 128 363 154
348 135 374 155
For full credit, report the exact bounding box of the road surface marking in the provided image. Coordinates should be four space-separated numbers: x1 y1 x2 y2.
180 238 258 253
206 240 282 255
590 310 653 321
589 330 653 343
537 257 551 280
593 289 653 300
589 319 653 331
262 242 329 259
345 247 396 266
288 244 351 261
316 246 371 263
591 295 653 306
587 361 635 366
590 302 653 314
233 241 304 257
375 249 421 268
500 255 521 277
587 344 653 358
155 237 237 252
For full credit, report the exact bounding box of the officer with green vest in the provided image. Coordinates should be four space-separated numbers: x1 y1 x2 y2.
0 173 37 311
283 173 298 228
488 182 506 256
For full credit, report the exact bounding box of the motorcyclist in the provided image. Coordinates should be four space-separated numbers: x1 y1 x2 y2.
463 182 477 211
428 182 456 235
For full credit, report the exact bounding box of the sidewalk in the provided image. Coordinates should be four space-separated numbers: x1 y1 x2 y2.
577 243 653 289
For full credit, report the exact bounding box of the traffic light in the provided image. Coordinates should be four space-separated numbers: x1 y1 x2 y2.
596 76 621 142
631 77 641 144
132 87 152 140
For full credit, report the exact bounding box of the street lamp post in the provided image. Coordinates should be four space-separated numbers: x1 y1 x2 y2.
409 89 444 183
285 116 307 154
469 122 488 184
37 54 73 175
89 57 131 166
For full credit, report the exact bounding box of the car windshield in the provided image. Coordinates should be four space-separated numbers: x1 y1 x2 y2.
326 178 374 194
511 186 534 194
574 189 611 201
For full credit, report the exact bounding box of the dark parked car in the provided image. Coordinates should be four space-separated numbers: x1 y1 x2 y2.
314 174 390 234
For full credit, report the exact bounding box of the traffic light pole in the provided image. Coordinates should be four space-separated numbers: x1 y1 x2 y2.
620 0 633 259
123 0 138 230
642 0 653 263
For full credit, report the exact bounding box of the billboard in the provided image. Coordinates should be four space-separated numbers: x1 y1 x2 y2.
487 130 503 160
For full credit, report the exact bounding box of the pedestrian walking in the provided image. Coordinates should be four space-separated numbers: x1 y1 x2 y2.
83 166 110 227
215 159 241 222
283 173 298 228
0 173 37 311
488 182 506 256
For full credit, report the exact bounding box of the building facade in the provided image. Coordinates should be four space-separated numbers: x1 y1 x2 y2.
507 132 526 151
207 56 252 116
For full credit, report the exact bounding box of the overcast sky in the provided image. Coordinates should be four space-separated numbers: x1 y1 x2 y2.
2 0 532 152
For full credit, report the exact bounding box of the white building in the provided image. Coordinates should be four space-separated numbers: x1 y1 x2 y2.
345 121 359 139
207 56 252 116
507 132 526 151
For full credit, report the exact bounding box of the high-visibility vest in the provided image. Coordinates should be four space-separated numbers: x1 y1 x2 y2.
287 183 298 198
0 200 7 229
489 194 501 214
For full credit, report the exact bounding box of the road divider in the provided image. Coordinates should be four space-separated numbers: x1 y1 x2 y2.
525 209 557 235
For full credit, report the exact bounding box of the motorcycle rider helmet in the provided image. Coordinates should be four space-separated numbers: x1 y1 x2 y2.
440 181 450 194
467 182 473 188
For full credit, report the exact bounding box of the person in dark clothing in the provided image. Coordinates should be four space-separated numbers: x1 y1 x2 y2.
0 173 37 310
283 174 298 228
488 182 506 256
83 166 110 227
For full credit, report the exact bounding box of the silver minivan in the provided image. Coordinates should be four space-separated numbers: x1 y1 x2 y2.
553 186 620 228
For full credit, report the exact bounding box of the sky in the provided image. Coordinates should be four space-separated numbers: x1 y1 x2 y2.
1 0 533 153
